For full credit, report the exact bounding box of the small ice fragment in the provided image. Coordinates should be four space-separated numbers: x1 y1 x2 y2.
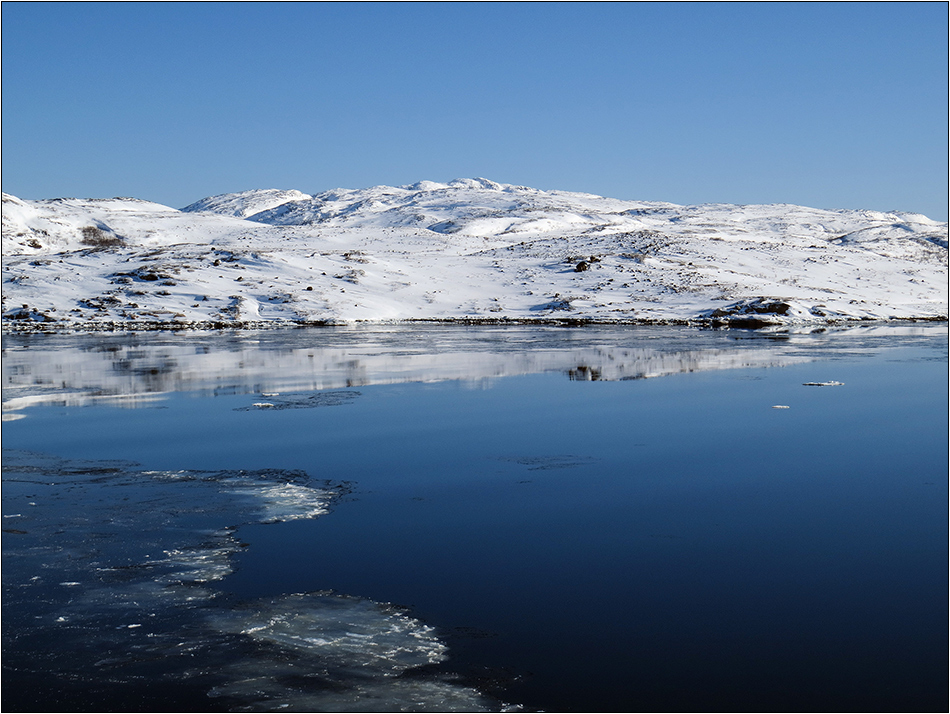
253 402 275 408
127 624 142 628
772 405 790 409
803 381 844 386
60 582 81 587
262 392 279 397
3 514 22 518
55 616 67 623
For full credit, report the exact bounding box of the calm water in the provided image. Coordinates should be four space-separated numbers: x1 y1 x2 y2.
2 325 947 712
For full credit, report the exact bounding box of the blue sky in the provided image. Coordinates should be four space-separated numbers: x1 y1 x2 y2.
2 2 947 218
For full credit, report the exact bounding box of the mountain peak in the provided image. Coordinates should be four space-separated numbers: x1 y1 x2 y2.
447 178 506 191
181 189 311 218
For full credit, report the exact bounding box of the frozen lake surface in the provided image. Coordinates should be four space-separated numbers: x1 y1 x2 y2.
2 325 947 712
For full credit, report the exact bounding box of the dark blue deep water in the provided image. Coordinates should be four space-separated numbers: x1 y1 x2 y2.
2 325 947 712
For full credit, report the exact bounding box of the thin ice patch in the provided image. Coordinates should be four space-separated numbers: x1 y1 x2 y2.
235 390 361 411
499 455 600 471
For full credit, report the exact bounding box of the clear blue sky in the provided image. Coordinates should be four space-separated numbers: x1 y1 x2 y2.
2 2 947 218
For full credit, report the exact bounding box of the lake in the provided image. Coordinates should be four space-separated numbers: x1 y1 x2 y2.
2 324 947 712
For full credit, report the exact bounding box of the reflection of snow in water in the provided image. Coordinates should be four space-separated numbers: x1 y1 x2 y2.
4 324 941 421
1 325 841 419
1 451 507 712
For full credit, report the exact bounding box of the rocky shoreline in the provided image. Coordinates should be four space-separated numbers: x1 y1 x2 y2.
3 314 947 335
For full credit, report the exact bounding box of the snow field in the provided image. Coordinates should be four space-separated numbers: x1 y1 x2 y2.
3 179 946 329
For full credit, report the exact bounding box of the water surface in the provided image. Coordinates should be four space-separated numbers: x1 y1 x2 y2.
2 325 947 712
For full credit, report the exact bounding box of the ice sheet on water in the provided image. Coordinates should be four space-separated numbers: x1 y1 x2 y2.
2 451 341 626
2 450 507 711
217 593 447 672
214 672 505 712
212 659 505 712
208 593 505 711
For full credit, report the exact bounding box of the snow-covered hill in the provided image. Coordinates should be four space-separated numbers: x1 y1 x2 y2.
2 179 947 330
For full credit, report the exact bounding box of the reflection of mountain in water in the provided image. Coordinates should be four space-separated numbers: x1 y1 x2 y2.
2 324 942 419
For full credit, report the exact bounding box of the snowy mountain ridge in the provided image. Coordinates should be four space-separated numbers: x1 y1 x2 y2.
2 179 947 330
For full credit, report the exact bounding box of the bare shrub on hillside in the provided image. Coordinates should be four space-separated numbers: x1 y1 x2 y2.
80 226 123 248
